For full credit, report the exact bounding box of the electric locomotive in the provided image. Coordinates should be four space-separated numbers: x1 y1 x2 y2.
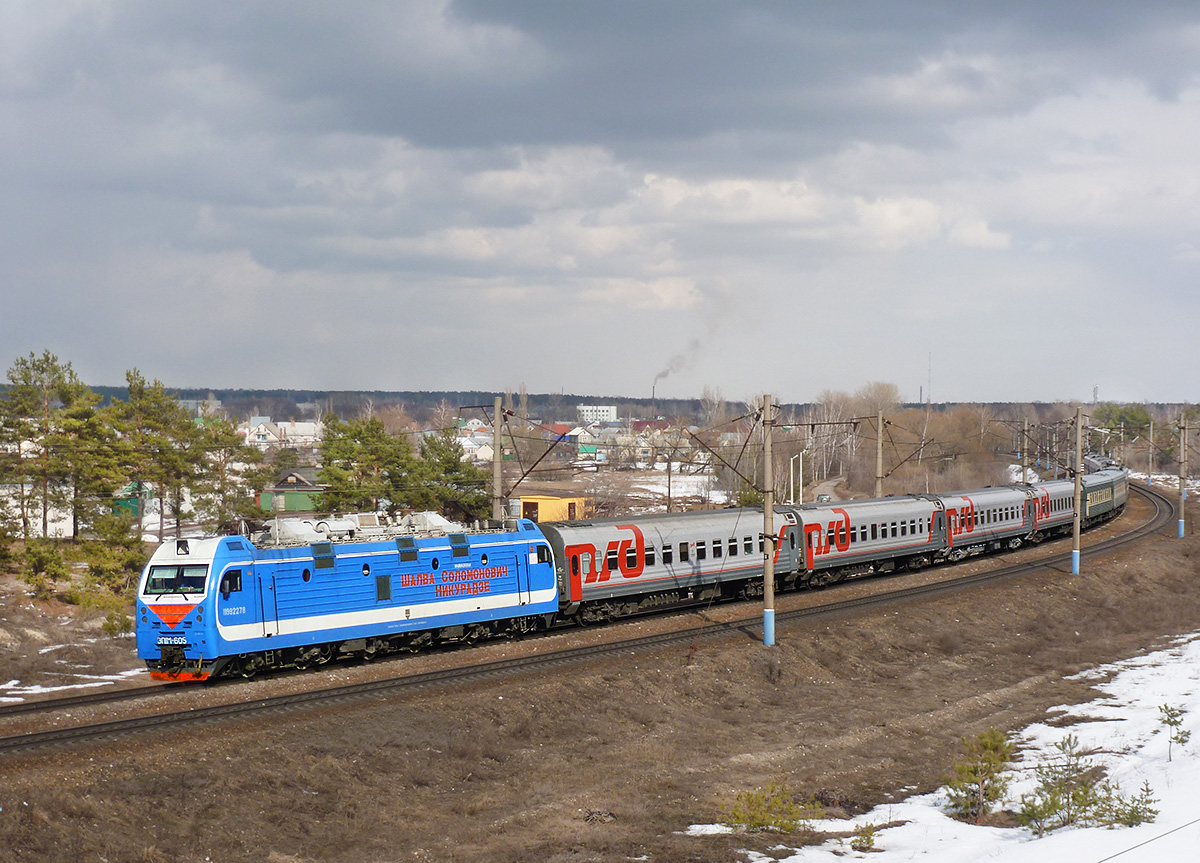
136 520 558 680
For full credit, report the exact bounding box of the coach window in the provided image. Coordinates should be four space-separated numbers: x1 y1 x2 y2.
744 536 753 554
662 545 673 565
871 524 877 541
678 542 689 563
606 548 620 571
696 541 707 561
728 538 737 557
712 539 722 559
625 545 637 569
900 521 907 537
759 534 765 553
645 546 656 567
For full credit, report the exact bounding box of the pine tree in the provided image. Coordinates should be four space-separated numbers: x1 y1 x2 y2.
318 415 423 514
418 428 490 519
1 351 78 538
190 416 264 532
944 728 1015 823
113 369 198 540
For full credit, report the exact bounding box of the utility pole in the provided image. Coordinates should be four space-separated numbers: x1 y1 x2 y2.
762 394 776 647
1072 406 1083 576
1149 419 1155 485
875 408 884 498
492 396 504 521
1021 418 1029 484
1180 416 1188 539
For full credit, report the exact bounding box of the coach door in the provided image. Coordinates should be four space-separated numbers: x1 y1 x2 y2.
259 573 279 637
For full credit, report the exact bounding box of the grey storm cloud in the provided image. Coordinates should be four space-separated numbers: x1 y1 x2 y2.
2 1 1199 403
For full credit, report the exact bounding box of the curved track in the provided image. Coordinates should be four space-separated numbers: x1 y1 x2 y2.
0 483 1176 757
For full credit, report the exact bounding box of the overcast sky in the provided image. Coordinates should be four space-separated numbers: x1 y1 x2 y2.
3 2 1198 405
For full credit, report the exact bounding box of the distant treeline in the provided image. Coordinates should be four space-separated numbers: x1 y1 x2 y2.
72 385 1187 426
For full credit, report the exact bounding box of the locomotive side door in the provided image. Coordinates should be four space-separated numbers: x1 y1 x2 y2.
511 550 528 606
259 573 279 637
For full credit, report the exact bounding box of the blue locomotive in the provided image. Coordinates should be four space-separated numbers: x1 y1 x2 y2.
136 520 558 680
136 462 1128 680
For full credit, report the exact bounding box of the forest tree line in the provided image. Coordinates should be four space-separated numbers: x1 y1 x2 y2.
0 351 491 615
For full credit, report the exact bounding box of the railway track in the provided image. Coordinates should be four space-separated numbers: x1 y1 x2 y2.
0 482 1176 757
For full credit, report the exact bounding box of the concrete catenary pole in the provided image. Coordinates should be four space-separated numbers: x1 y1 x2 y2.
1149 419 1155 486
1072 406 1083 575
875 409 884 498
492 396 504 521
1180 416 1188 539
1022 418 1029 484
762 394 776 647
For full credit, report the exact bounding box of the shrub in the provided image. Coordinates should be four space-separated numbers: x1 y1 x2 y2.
1016 734 1156 837
20 538 69 598
850 822 876 852
725 777 821 833
1017 734 1101 836
1095 780 1159 828
945 728 1015 823
1159 704 1191 762
101 610 134 638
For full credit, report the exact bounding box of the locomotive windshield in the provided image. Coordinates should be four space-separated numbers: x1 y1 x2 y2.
143 564 209 596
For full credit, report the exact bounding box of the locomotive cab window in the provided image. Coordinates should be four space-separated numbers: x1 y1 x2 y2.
144 564 208 596
219 569 242 598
